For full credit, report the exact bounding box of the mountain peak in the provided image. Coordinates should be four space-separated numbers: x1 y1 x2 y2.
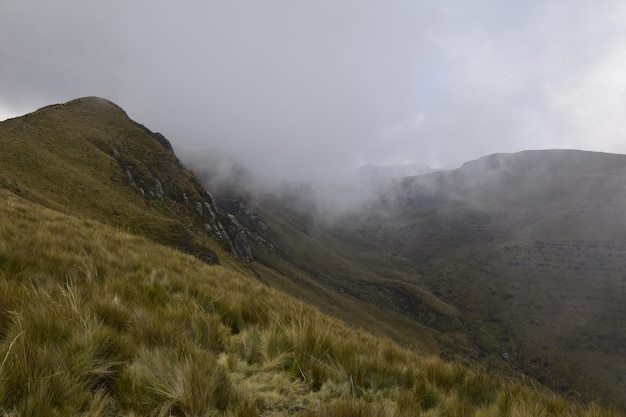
31 96 129 119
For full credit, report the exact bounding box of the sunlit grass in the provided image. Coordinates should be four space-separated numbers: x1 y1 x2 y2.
0 189 623 416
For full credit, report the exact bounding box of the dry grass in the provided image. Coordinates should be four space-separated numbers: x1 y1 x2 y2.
0 189 623 416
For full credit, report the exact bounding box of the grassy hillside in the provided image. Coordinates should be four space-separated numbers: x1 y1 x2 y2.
1 189 624 416
241 195 463 351
0 97 239 265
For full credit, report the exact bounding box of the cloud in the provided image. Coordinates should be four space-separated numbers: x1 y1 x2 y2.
1 0 626 180
0 2 126 108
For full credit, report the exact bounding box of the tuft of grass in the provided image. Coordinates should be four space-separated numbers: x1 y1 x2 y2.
115 348 231 416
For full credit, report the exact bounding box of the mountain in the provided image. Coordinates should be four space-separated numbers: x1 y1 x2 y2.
348 150 626 405
0 97 262 265
0 97 624 414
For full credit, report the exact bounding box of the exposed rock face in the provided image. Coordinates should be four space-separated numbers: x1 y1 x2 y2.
225 214 253 262
201 198 228 241
191 192 254 262
151 132 174 153
149 178 165 199
216 197 276 253
110 142 259 263
112 149 166 199
195 193 232 246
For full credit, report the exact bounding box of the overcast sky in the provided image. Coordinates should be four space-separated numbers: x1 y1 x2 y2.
2 1 626 181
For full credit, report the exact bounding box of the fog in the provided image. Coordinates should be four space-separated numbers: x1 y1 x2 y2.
2 1 626 183
179 145 394 221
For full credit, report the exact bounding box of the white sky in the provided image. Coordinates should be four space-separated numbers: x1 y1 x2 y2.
0 107 16 122
1 1 626 180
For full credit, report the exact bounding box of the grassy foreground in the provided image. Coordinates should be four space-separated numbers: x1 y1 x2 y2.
0 189 622 416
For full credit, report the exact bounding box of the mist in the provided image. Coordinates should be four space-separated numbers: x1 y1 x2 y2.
178 143 397 224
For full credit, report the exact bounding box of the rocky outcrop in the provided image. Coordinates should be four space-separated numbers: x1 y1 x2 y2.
110 145 260 263
135 123 175 153
191 191 255 262
226 214 254 262
113 149 166 199
151 132 174 153
215 197 276 253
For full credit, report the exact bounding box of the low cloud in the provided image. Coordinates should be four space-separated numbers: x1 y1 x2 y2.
2 1 626 182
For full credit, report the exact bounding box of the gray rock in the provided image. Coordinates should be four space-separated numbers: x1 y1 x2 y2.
149 179 164 199
225 214 253 262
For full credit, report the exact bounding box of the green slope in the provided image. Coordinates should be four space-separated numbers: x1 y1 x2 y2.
218 192 470 354
0 97 251 266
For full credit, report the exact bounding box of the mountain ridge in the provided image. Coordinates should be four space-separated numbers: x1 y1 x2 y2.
0 96 261 264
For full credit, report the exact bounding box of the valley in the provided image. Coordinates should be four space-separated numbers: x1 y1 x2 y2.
205 150 626 406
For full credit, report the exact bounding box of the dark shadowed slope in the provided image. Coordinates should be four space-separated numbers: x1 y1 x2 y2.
353 150 626 405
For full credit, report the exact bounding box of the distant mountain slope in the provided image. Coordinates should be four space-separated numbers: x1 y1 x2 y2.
401 150 626 208
353 149 626 405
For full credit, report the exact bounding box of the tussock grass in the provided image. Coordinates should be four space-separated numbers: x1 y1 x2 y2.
0 189 623 416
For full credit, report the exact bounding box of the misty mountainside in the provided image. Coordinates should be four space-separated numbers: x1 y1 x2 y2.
1 97 625 412
345 150 626 406
396 150 626 209
195 148 626 407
